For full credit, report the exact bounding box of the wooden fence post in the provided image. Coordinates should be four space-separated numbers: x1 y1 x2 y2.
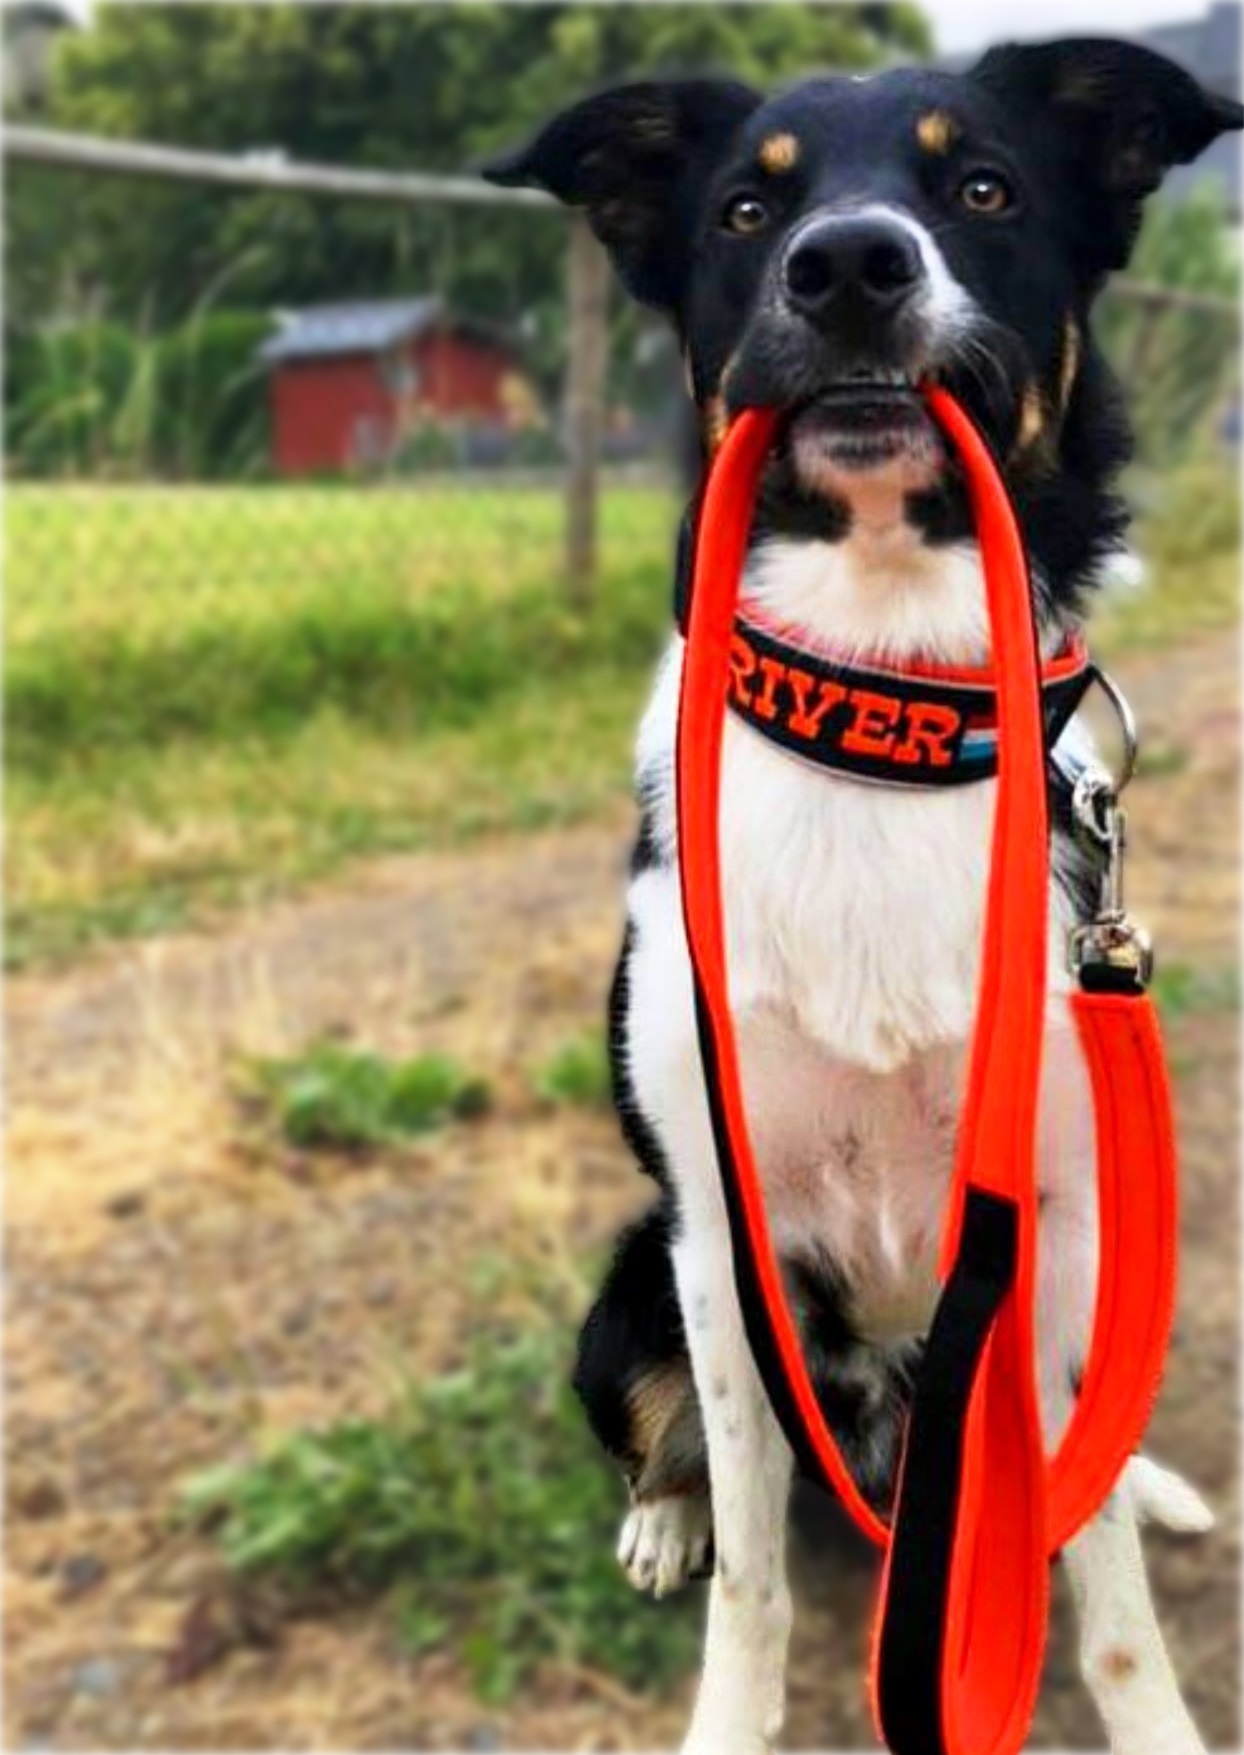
564 214 609 606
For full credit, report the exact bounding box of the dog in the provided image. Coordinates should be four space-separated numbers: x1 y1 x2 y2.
486 37 1241 1755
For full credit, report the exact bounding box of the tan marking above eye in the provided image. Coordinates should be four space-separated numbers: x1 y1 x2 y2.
916 110 960 154
758 132 800 173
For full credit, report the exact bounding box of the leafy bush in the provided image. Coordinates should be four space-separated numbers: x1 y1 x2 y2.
1099 182 1241 468
247 1042 491 1150
534 1034 612 1108
6 310 270 480
150 310 271 479
497 425 565 468
1127 182 1241 299
182 1327 701 1702
384 420 565 475
1142 455 1242 569
6 320 144 478
386 421 461 474
1151 962 1240 1021
1099 455 1241 652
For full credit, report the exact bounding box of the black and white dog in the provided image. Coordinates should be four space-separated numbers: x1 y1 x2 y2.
488 37 1241 1755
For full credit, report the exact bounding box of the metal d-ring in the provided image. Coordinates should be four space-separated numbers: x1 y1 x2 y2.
1085 663 1139 796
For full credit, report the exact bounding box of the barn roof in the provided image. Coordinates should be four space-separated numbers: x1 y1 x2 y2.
258 296 447 364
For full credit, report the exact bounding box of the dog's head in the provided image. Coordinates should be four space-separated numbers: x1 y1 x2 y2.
487 40 1240 604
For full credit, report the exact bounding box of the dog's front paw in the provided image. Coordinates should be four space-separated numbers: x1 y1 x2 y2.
1112 1723 1206 1755
617 1493 713 1597
681 1724 772 1755
1126 1454 1215 1535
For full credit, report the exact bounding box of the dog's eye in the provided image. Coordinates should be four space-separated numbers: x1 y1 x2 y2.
722 195 769 236
960 171 1013 216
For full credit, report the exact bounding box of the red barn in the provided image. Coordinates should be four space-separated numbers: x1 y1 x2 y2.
258 297 534 475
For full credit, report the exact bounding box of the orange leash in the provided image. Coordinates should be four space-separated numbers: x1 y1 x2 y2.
674 390 1178 1755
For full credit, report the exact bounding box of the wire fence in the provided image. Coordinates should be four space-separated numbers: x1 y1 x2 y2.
5 133 1240 776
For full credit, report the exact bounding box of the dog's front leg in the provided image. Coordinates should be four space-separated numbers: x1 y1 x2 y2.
1045 1289 1207 1755
671 1157 794 1755
627 875 794 1755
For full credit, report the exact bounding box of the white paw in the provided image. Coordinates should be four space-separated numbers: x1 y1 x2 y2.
681 1724 772 1755
1112 1718 1206 1755
617 1494 713 1598
1154 1732 1207 1755
681 1739 771 1755
1126 1455 1215 1535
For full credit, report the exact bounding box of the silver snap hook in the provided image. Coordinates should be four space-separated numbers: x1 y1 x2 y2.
1084 664 1139 796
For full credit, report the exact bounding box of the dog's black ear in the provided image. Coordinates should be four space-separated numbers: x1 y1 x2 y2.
970 37 1243 274
481 79 762 310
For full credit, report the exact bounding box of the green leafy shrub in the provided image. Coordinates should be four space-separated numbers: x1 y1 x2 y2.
6 310 269 480
1099 455 1241 653
533 1034 612 1108
386 421 460 474
247 1042 491 1149
1099 183 1241 468
149 310 271 479
182 1327 701 1702
1150 962 1240 1021
6 320 144 477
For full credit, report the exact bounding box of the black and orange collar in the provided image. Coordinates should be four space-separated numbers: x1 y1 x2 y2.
672 504 1094 789
724 606 1093 789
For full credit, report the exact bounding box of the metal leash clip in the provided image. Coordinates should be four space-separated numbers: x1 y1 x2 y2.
1068 666 1154 991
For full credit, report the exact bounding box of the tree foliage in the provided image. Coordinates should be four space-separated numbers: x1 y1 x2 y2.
8 3 929 340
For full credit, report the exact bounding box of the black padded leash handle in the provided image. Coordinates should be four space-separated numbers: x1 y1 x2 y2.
874 1188 1019 1755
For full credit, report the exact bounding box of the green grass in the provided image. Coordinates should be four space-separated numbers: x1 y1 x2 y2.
532 1033 613 1109
6 481 676 967
7 483 676 763
182 1316 701 1704
1095 458 1241 653
243 1042 492 1151
6 462 1238 968
6 482 580 650
1151 961 1241 1021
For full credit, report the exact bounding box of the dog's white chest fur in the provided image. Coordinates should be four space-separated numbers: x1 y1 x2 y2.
723 722 998 1068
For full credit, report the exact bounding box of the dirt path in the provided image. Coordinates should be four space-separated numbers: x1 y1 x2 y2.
6 630 1239 1751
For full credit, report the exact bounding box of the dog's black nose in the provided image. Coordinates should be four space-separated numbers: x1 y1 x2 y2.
783 215 924 320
